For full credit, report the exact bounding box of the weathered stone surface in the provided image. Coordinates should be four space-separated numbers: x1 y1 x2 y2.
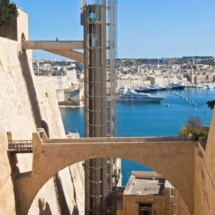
193 148 215 215
175 190 190 215
18 132 196 215
0 22 84 215
1 8 215 215
28 178 61 215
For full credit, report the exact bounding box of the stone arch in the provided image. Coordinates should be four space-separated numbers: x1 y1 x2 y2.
28 160 188 214
18 131 196 215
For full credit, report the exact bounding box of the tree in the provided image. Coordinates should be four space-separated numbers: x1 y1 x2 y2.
0 0 19 26
178 116 207 141
185 116 202 127
206 100 215 110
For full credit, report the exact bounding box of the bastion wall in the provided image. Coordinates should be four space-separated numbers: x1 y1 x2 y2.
193 109 215 215
0 10 84 215
174 108 215 215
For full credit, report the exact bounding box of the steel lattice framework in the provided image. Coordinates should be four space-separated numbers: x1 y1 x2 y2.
81 0 117 214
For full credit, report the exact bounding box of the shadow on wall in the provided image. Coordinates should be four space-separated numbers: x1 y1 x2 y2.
38 199 52 215
18 50 42 128
53 174 79 215
7 152 21 215
41 120 50 138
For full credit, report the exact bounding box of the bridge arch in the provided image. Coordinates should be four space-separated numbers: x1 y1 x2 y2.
17 130 197 215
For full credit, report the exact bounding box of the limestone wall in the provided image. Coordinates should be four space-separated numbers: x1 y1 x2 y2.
0 36 84 214
193 109 215 215
170 110 215 215
123 189 175 215
204 109 215 185
175 190 190 215
194 148 215 215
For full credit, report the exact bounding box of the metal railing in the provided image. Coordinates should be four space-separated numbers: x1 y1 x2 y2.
8 140 32 153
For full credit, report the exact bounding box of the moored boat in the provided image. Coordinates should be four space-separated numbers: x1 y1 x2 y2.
117 86 128 95
117 89 165 103
167 83 185 90
134 85 158 93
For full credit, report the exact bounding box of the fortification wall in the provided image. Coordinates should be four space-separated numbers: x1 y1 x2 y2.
175 190 190 215
0 35 84 214
165 106 215 215
204 109 215 185
194 149 215 215
193 109 215 215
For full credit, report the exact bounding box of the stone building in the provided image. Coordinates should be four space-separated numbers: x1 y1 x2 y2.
112 172 175 215
194 75 205 83
150 75 164 85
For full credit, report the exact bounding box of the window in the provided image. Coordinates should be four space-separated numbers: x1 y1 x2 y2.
139 203 153 215
170 188 176 197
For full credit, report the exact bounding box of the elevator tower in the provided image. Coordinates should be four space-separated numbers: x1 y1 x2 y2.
81 0 117 214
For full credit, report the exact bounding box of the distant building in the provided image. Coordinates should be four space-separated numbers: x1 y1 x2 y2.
52 76 71 90
194 75 205 83
111 171 175 215
116 75 144 89
205 74 213 83
66 69 78 83
150 76 164 85
64 88 84 106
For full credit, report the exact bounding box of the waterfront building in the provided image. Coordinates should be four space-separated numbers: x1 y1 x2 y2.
194 75 206 83
116 75 145 89
66 69 78 83
111 172 175 215
52 76 71 90
64 88 84 106
150 75 164 85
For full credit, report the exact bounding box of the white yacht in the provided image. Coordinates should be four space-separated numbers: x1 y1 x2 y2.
206 84 214 89
117 86 127 95
117 89 165 103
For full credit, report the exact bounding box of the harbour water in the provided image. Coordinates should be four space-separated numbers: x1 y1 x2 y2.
60 89 214 185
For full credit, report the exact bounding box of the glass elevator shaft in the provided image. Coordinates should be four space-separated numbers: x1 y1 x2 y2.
81 1 117 214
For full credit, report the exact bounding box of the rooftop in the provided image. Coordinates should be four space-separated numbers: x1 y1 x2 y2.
124 171 174 196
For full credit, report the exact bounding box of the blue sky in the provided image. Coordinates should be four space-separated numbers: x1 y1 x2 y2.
15 0 215 59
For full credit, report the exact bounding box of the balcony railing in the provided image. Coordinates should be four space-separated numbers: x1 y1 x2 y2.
8 140 32 153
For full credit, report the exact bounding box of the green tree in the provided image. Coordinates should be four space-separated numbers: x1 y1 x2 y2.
206 100 215 110
0 0 19 26
178 116 208 141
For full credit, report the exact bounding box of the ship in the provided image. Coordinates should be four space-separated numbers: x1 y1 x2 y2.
117 89 165 103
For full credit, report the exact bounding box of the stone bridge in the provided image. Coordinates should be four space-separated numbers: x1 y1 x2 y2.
14 129 197 215
22 40 84 63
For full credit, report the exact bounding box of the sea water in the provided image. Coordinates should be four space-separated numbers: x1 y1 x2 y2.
60 89 214 185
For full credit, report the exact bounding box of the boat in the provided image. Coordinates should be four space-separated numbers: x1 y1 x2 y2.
117 86 127 95
154 84 167 91
167 83 185 90
195 84 204 89
206 84 214 89
117 89 165 103
134 85 158 93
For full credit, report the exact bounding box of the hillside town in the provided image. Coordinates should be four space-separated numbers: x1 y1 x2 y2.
33 56 215 106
